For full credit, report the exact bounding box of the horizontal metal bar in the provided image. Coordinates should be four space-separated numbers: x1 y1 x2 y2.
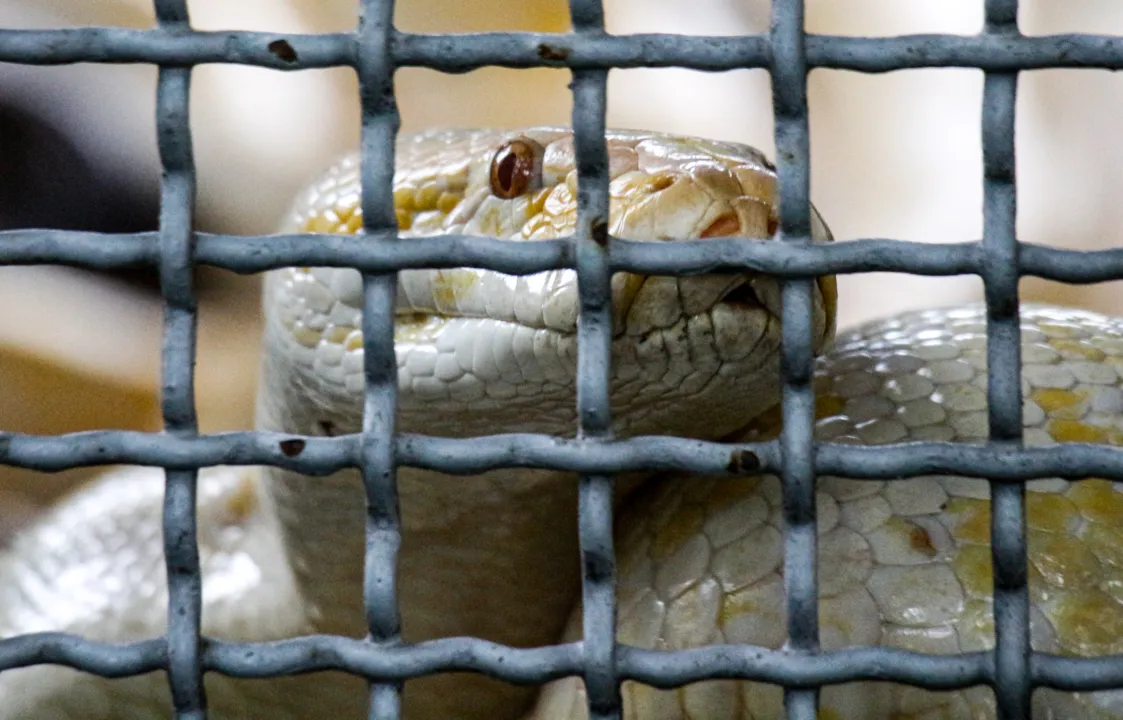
0 230 159 268
618 645 989 690
0 431 358 476
394 31 770 71
5 431 1123 482
0 633 165 677
207 641 998 690
1034 654 1123 693
4 29 1123 72
810 32 1123 72
8 628 1123 695
4 231 1123 283
205 636 582 683
0 28 352 68
402 32 1123 73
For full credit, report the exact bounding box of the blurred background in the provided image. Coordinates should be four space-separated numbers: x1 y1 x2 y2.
0 0 1120 537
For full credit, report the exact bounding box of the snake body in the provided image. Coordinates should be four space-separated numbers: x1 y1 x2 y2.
1 128 1122 719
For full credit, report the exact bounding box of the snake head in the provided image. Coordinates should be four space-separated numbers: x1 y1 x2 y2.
267 128 835 439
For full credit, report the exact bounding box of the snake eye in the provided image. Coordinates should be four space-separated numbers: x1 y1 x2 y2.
489 137 544 199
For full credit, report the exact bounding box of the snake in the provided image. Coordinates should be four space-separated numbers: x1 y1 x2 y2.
2 127 1123 720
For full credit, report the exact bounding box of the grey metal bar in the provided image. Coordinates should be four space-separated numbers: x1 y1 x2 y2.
398 32 1123 72
568 0 620 717
770 0 820 717
0 28 355 67
8 630 1123 694
11 231 1123 284
981 1 1030 717
618 645 993 690
204 640 993 688
356 0 405 718
8 28 1123 72
152 0 205 716
0 634 167 676
0 631 1001 690
23 630 1123 692
11 432 1123 482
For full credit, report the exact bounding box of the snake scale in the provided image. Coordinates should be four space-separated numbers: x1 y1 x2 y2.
2 127 1123 719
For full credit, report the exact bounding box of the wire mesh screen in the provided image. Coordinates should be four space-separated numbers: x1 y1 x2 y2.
3 0 1123 719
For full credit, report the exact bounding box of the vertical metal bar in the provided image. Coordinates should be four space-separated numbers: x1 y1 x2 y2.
152 0 204 717
357 0 404 719
983 1 1029 718
770 0 819 718
569 1 619 718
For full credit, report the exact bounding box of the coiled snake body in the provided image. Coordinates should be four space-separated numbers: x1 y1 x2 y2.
3 128 1123 719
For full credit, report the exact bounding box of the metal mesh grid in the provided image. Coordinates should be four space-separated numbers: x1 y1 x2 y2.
2 0 1123 718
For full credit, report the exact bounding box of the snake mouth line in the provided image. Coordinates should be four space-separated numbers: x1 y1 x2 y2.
275 266 787 363
389 272 776 341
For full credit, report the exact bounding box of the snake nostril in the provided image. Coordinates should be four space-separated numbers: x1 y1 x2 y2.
720 281 760 308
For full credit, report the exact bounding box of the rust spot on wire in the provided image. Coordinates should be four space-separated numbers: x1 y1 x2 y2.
279 439 306 457
536 43 570 62
268 39 298 63
726 449 760 475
